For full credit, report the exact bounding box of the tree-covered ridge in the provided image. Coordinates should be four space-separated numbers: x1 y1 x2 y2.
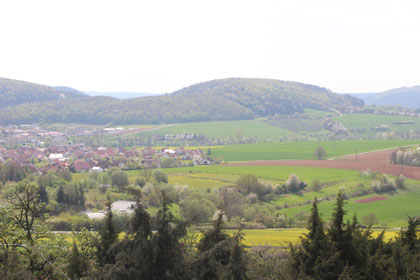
0 77 86 108
174 78 364 114
0 77 363 125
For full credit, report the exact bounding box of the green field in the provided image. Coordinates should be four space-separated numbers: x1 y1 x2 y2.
334 113 420 138
133 119 291 140
157 164 420 227
279 187 420 228
210 140 420 161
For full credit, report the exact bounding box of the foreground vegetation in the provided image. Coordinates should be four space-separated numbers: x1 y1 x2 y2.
1 184 418 279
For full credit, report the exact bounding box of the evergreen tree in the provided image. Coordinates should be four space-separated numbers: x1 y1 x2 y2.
97 202 118 267
226 230 248 280
104 199 153 280
150 192 188 279
56 185 66 204
67 242 88 279
197 213 229 253
289 198 334 278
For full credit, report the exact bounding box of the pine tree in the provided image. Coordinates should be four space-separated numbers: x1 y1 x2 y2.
150 192 188 280
226 230 248 280
288 198 334 278
67 242 88 279
197 213 229 253
103 198 153 279
97 201 118 267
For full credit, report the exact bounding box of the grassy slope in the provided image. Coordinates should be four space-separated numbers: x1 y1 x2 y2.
160 165 420 227
133 119 291 140
279 186 420 227
210 140 420 161
334 113 420 138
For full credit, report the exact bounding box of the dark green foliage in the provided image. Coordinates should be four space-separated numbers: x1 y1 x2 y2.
0 161 29 183
96 202 118 267
197 213 229 253
149 193 188 279
180 198 216 224
154 170 168 184
399 216 419 251
288 192 420 279
135 177 146 187
67 242 89 279
56 183 85 206
193 213 249 280
111 170 129 191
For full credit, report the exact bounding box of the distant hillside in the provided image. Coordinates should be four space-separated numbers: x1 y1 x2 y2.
0 78 85 108
85 91 161 99
54 86 87 96
0 78 364 125
347 86 420 108
174 78 363 115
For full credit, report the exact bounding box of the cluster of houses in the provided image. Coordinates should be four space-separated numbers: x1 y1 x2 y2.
0 124 102 146
142 147 213 168
0 144 214 175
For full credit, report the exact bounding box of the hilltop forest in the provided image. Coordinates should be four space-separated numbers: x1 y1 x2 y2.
0 78 363 125
0 77 86 108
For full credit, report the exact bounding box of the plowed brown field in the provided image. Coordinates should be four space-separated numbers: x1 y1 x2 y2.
228 149 420 180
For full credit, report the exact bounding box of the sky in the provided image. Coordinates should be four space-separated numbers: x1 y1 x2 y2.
0 0 419 94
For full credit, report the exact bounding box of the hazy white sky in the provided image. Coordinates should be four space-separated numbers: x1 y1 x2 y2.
0 0 419 93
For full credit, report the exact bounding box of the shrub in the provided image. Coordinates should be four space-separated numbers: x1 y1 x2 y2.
395 174 406 189
154 170 168 183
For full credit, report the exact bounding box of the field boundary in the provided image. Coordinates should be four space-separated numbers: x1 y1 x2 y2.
329 144 416 160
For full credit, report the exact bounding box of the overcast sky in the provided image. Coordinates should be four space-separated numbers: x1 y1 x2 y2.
0 0 419 94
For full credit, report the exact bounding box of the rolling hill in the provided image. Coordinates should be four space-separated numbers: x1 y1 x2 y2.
347 86 420 108
0 77 86 108
0 78 363 125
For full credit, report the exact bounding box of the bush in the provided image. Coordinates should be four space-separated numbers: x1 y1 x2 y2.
395 174 406 189
277 174 307 194
312 179 322 191
154 170 168 183
180 198 216 224
135 177 146 187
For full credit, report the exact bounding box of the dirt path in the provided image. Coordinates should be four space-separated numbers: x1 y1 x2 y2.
227 149 420 180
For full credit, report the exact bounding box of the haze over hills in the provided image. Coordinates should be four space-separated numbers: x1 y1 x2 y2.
346 86 420 108
0 77 86 108
0 77 363 125
85 91 162 99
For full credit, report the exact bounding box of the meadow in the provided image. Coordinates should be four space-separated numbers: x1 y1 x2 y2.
334 113 420 138
156 165 420 227
133 119 291 140
209 139 420 161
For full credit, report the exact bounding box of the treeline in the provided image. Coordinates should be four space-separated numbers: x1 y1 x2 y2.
390 147 420 166
0 77 84 108
0 78 364 125
1 185 419 279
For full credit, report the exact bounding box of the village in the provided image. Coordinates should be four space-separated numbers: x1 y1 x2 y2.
0 124 214 175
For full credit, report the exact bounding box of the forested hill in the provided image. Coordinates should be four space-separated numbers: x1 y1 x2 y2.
174 78 364 115
0 78 86 108
0 78 364 125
